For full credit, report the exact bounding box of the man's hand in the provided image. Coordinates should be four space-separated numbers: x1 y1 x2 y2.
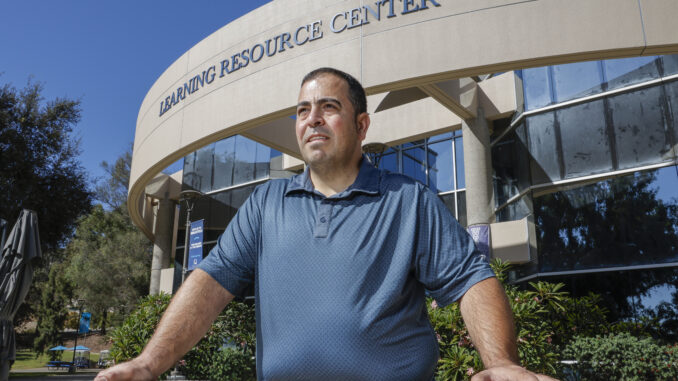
94 359 155 381
471 364 559 380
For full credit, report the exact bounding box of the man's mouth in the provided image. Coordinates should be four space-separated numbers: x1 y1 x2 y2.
307 134 329 143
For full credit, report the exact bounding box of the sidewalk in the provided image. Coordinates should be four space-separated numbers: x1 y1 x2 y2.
10 367 100 380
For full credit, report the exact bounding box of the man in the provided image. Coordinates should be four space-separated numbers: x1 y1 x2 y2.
96 68 556 380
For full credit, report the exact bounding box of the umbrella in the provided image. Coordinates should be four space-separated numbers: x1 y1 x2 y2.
0 210 42 379
66 346 90 351
49 346 68 351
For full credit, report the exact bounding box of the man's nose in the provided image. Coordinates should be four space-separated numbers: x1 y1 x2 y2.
308 106 324 127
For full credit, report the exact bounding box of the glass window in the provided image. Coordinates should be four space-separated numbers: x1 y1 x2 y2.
213 137 236 190
455 138 465 189
439 193 456 217
402 146 427 185
427 132 454 142
492 124 530 206
457 191 467 227
665 81 678 160
662 54 678 76
604 56 660 91
194 143 215 193
495 194 531 223
182 151 197 191
522 67 553 110
533 167 678 272
233 136 257 185
609 86 673 169
526 111 561 184
254 142 271 180
428 140 454 192
557 100 613 178
378 150 399 173
552 61 604 103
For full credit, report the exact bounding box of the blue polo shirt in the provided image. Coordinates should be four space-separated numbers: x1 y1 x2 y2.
199 158 495 380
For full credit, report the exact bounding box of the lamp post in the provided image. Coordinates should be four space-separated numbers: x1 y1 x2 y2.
69 299 85 373
179 190 203 284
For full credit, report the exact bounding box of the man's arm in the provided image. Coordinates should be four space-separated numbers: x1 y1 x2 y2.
95 269 234 381
459 277 558 381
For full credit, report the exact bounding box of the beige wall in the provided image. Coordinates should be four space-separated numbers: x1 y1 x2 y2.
130 0 678 236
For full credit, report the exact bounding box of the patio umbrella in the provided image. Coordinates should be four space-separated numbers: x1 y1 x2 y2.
0 210 42 379
49 346 69 351
66 346 90 351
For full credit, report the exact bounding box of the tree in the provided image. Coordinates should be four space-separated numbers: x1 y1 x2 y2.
64 149 152 333
33 263 73 354
0 79 92 326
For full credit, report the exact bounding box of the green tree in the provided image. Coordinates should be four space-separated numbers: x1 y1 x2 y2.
32 263 73 355
64 149 152 333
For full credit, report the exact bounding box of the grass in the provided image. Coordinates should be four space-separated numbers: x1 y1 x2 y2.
11 349 100 370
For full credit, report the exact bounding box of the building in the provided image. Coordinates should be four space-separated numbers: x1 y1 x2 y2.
129 0 678 323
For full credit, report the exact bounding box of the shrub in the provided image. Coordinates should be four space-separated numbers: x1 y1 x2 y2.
562 332 678 380
109 293 256 380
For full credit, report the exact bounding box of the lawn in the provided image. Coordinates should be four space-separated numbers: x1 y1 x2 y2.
11 349 100 370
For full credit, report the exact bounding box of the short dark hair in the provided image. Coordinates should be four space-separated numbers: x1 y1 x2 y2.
301 67 367 118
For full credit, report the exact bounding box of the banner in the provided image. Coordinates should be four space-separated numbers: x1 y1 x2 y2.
467 224 491 262
79 312 91 334
188 219 204 270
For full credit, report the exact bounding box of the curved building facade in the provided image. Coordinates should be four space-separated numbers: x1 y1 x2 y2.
132 0 678 322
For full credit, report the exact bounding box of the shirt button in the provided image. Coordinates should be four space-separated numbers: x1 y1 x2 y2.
320 217 327 223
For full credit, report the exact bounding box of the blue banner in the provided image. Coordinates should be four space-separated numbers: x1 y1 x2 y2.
79 312 91 334
467 224 491 262
188 219 204 270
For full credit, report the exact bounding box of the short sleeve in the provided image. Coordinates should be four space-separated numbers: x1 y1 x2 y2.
414 187 496 307
197 186 261 298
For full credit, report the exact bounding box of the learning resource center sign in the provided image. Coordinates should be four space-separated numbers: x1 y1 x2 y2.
159 0 441 117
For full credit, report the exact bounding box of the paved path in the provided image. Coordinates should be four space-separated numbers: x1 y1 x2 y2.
10 368 100 381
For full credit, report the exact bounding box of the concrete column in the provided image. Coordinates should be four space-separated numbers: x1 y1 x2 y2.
461 107 494 226
149 197 175 295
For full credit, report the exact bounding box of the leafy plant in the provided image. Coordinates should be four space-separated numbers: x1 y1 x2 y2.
562 332 678 380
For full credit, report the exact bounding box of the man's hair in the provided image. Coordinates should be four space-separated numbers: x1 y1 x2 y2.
301 67 367 118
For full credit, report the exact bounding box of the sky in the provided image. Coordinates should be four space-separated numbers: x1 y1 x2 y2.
0 0 270 185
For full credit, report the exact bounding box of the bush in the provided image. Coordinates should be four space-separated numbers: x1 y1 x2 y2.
109 293 256 380
428 259 614 380
563 332 678 380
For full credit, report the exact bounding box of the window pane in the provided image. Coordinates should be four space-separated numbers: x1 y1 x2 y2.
662 54 678 76
495 194 531 223
428 140 454 192
427 132 454 142
182 151 197 190
557 100 612 178
213 137 236 190
378 150 399 173
665 81 678 160
233 136 257 185
552 61 603 103
194 143 215 193
455 137 465 189
526 111 561 184
402 146 427 185
254 142 271 180
522 67 553 110
604 56 660 91
457 191 467 227
439 193 456 217
609 86 673 169
492 124 530 206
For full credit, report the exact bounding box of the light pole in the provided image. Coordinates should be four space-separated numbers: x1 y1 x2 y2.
179 190 203 284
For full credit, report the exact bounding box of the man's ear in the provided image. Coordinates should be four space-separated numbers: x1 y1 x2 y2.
356 112 370 140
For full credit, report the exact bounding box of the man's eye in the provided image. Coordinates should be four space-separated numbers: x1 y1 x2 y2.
297 108 308 116
323 103 337 110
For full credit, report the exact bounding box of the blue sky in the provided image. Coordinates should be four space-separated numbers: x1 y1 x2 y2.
0 0 270 184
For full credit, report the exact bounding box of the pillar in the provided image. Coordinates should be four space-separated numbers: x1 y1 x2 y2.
461 107 494 226
149 197 175 295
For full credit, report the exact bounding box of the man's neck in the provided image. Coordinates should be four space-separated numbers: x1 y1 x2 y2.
308 158 362 197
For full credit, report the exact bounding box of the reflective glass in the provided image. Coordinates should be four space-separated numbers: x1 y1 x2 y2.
534 166 678 272
428 140 454 192
557 100 612 178
427 132 454 142
526 111 561 184
457 191 467 227
492 124 530 206
378 151 399 173
182 151 197 190
439 193 456 217
663 54 678 76
213 137 236 189
495 194 531 223
254 142 271 180
665 81 678 160
603 56 660 91
194 143 215 193
233 136 257 185
552 61 603 103
402 146 427 185
609 86 673 169
522 67 553 110
455 138 465 189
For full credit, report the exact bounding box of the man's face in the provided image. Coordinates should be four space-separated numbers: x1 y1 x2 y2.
295 74 368 170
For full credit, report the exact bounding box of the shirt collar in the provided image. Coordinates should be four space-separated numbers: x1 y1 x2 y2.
285 156 381 198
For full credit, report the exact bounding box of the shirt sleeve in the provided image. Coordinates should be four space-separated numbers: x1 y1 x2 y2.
197 185 262 298
414 186 496 307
